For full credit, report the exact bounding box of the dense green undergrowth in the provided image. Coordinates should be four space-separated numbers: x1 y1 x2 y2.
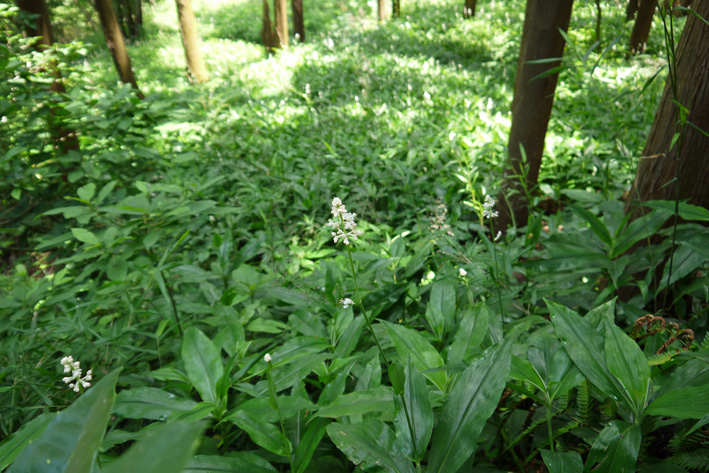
1 0 708 471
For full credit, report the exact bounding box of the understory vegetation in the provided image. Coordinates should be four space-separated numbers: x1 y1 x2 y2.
1 0 708 472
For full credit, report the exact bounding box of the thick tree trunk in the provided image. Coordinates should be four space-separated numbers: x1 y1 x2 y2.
175 0 209 83
261 0 279 52
94 0 144 98
496 0 574 230
16 0 79 153
378 0 386 21
291 0 304 42
629 0 655 54
627 0 709 217
463 0 477 19
392 0 400 18
626 0 638 21
275 0 288 48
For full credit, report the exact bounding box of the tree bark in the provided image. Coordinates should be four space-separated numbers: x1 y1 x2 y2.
94 0 144 98
463 0 477 19
626 0 638 22
120 0 137 38
175 0 209 83
378 0 386 22
275 0 288 48
291 0 304 42
626 0 709 217
629 0 655 55
496 0 574 231
392 0 400 18
261 0 279 52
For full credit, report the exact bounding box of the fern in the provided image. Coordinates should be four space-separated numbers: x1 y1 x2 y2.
666 448 709 472
648 351 676 366
577 380 592 425
699 332 709 352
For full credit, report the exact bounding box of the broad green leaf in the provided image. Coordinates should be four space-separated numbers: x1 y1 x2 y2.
383 321 447 392
644 200 709 222
547 301 627 407
316 386 394 418
0 413 55 470
327 418 416 473
102 422 204 473
293 418 330 473
77 183 96 202
334 315 365 357
182 327 224 406
427 335 513 473
585 421 641 473
394 357 433 463
9 370 120 473
448 305 489 364
646 385 709 419
569 203 613 248
229 411 291 457
611 211 669 258
603 319 650 416
510 356 545 392
541 449 583 473
425 280 456 340
71 228 99 246
113 387 196 420
185 454 276 473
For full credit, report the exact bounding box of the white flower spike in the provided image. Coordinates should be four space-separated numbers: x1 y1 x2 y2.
340 298 355 309
325 197 363 245
482 194 499 219
60 356 92 393
459 268 467 277
264 353 272 363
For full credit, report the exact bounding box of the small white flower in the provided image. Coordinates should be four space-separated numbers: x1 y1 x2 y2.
264 353 272 363
340 298 354 309
459 268 467 277
482 194 499 219
495 231 502 241
60 356 92 393
326 197 363 245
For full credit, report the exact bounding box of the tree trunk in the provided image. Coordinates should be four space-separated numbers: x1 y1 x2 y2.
291 0 304 42
392 0 400 18
627 0 709 217
175 0 209 83
134 0 143 31
595 0 602 47
626 0 638 21
120 0 137 38
94 0 144 98
261 0 279 52
463 0 477 19
378 0 386 21
496 0 574 230
629 0 655 55
275 0 288 48
16 0 79 153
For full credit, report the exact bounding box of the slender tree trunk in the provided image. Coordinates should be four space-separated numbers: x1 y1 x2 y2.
94 0 144 97
626 0 638 21
175 0 209 83
135 0 143 32
627 0 709 217
629 0 655 54
496 0 574 230
275 0 288 48
392 0 400 18
261 0 279 52
463 0 477 19
121 0 137 38
595 0 602 47
16 0 79 153
291 0 304 42
378 0 386 22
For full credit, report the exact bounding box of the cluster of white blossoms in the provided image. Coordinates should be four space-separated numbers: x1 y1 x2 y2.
340 298 354 309
264 353 272 363
482 195 498 219
325 197 363 245
459 268 467 277
61 356 92 393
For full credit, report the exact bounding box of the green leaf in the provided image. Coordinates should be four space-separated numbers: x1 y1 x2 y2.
646 385 709 419
603 319 650 416
448 304 489 364
611 211 669 257
644 200 709 222
185 454 276 473
76 183 96 202
229 411 291 457
569 203 613 248
333 315 365 357
0 413 55 470
547 301 628 407
425 280 456 340
427 335 514 473
327 418 416 473
71 228 99 246
394 357 433 463
113 387 196 420
383 321 447 392
8 369 120 473
293 418 330 473
182 327 224 406
541 449 583 473
102 422 204 473
315 386 394 418
585 421 641 473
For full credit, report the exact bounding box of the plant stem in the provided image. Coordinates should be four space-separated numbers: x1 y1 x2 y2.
546 400 555 452
488 221 505 332
346 245 389 367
